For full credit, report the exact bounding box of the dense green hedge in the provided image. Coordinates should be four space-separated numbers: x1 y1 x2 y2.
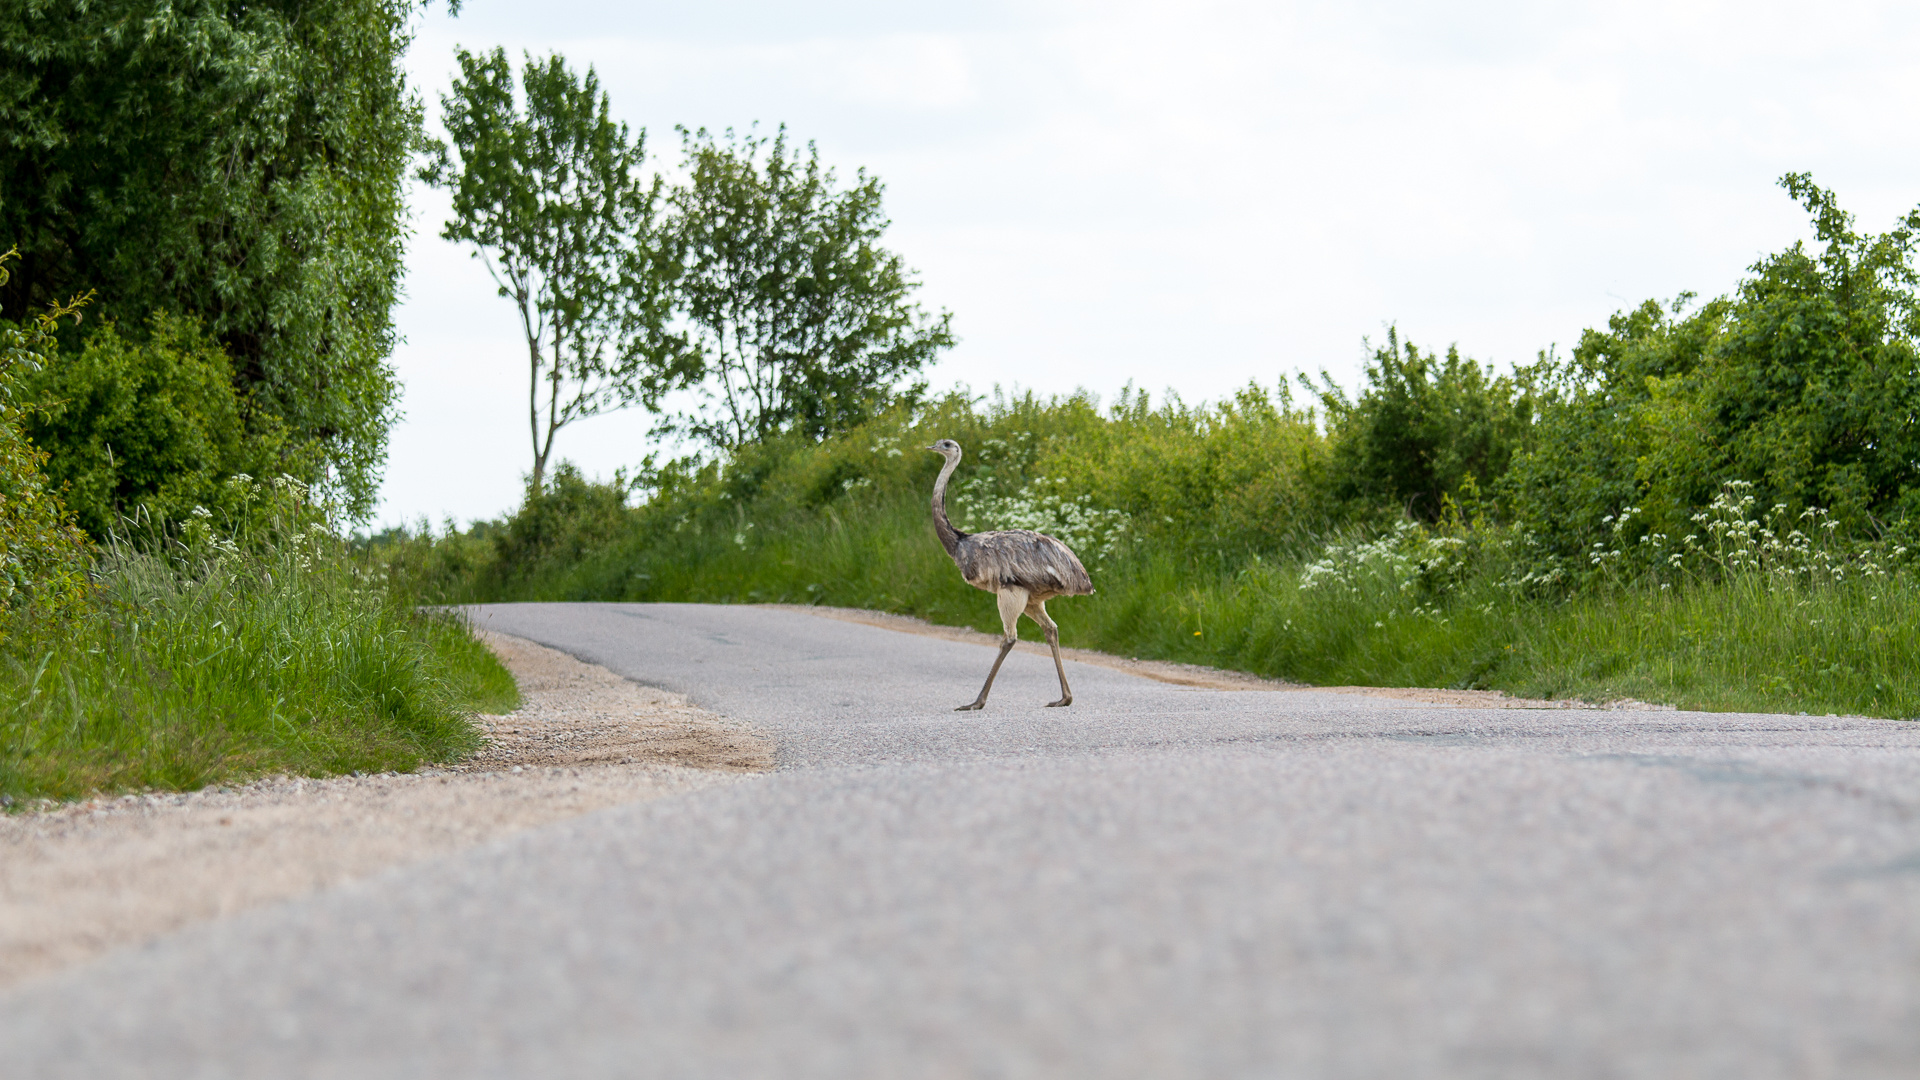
0 253 90 630
1506 175 1920 566
1 0 431 515
21 314 288 539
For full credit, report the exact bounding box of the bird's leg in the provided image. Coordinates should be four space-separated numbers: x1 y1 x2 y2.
1032 600 1073 708
956 639 1015 712
957 587 1027 712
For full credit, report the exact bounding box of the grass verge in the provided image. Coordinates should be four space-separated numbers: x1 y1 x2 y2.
2 531 517 805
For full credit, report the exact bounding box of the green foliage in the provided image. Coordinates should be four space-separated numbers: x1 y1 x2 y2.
0 475 513 803
670 125 956 448
420 47 689 489
20 313 287 539
1307 329 1533 520
490 463 635 586
0 249 92 629
1034 384 1333 559
370 385 1357 603
1500 294 1723 568
0 0 429 515
1712 174 1920 529
1508 175 1920 567
378 392 1920 719
358 518 501 605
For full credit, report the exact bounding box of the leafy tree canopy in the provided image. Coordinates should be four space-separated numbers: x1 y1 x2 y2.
0 0 435 516
420 47 691 491
669 125 955 450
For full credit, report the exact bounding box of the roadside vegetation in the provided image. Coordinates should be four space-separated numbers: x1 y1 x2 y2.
1 478 514 804
373 176 1920 720
0 0 522 805
1 252 514 805
1 6 945 803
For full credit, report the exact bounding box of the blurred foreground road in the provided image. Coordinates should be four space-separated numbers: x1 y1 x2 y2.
7 602 1920 1078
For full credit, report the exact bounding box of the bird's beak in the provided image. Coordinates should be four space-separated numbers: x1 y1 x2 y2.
924 444 937 451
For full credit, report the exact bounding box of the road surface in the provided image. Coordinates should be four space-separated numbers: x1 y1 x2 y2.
6 602 1920 1078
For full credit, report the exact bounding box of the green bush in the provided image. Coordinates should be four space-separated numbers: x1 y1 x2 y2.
1017 384 1333 561
491 464 637 586
1308 329 1533 521
1507 175 1920 569
0 250 92 631
21 313 287 539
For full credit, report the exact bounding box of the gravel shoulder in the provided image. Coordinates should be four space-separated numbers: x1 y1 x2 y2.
0 630 773 988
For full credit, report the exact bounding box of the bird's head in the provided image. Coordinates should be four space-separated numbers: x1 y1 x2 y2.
926 438 961 459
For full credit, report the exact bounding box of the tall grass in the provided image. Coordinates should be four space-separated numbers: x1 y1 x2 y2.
1059 522 1920 717
2 481 517 804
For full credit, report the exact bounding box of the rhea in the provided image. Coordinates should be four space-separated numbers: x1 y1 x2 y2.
927 439 1094 710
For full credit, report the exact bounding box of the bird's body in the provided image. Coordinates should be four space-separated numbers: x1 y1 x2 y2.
927 439 1092 710
948 528 1094 599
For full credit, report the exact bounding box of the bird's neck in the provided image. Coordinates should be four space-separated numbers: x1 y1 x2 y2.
931 454 965 557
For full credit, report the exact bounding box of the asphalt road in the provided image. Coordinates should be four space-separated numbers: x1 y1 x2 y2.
8 602 1920 1078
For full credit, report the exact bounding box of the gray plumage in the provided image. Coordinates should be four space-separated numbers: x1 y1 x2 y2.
927 439 1092 711
948 527 1094 597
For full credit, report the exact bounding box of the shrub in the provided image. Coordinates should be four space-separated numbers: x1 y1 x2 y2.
1027 384 1334 561
0 250 91 631
1507 176 1920 567
20 312 287 540
1307 328 1534 521
491 464 636 586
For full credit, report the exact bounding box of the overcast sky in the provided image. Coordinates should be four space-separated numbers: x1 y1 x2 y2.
375 0 1920 528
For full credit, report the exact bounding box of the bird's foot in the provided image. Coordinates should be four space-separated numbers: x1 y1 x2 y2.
1046 696 1073 708
955 701 987 712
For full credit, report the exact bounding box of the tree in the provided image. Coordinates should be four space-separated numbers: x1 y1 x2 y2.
420 48 690 491
670 126 954 449
0 0 428 517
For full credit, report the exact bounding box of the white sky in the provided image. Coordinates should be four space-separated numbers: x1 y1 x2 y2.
375 0 1920 528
